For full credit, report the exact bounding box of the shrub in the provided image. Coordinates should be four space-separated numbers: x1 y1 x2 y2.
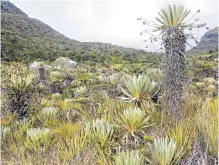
25 128 51 151
148 136 184 165
57 130 87 163
148 137 182 165
15 118 33 133
104 73 121 85
116 107 152 144
1 126 11 140
49 71 63 93
203 77 216 85
114 150 145 165
85 119 114 147
120 75 158 110
146 68 162 82
196 98 218 155
6 74 34 117
51 93 62 100
167 121 194 157
75 86 87 97
39 107 58 122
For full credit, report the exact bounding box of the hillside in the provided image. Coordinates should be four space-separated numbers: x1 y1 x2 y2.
1 1 152 63
2 1 217 63
188 27 218 54
1 2 218 164
1 0 27 16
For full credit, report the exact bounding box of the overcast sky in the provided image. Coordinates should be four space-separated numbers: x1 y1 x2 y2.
11 0 218 50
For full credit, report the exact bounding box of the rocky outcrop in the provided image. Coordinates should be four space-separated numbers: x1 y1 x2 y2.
188 27 218 54
54 57 77 70
29 62 51 71
1 0 28 16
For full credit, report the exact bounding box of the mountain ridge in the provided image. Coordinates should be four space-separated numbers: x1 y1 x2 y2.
188 27 218 54
1 1 152 62
1 0 28 17
1 1 218 62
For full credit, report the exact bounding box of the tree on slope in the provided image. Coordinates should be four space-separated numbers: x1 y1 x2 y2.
138 5 207 119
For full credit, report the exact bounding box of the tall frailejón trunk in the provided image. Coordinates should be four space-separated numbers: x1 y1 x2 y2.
162 28 186 119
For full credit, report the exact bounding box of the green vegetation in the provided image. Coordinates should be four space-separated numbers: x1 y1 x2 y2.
116 107 151 144
1 2 218 164
148 136 184 165
138 5 215 121
114 150 145 165
1 11 160 63
120 75 159 110
1 54 217 164
148 5 192 119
